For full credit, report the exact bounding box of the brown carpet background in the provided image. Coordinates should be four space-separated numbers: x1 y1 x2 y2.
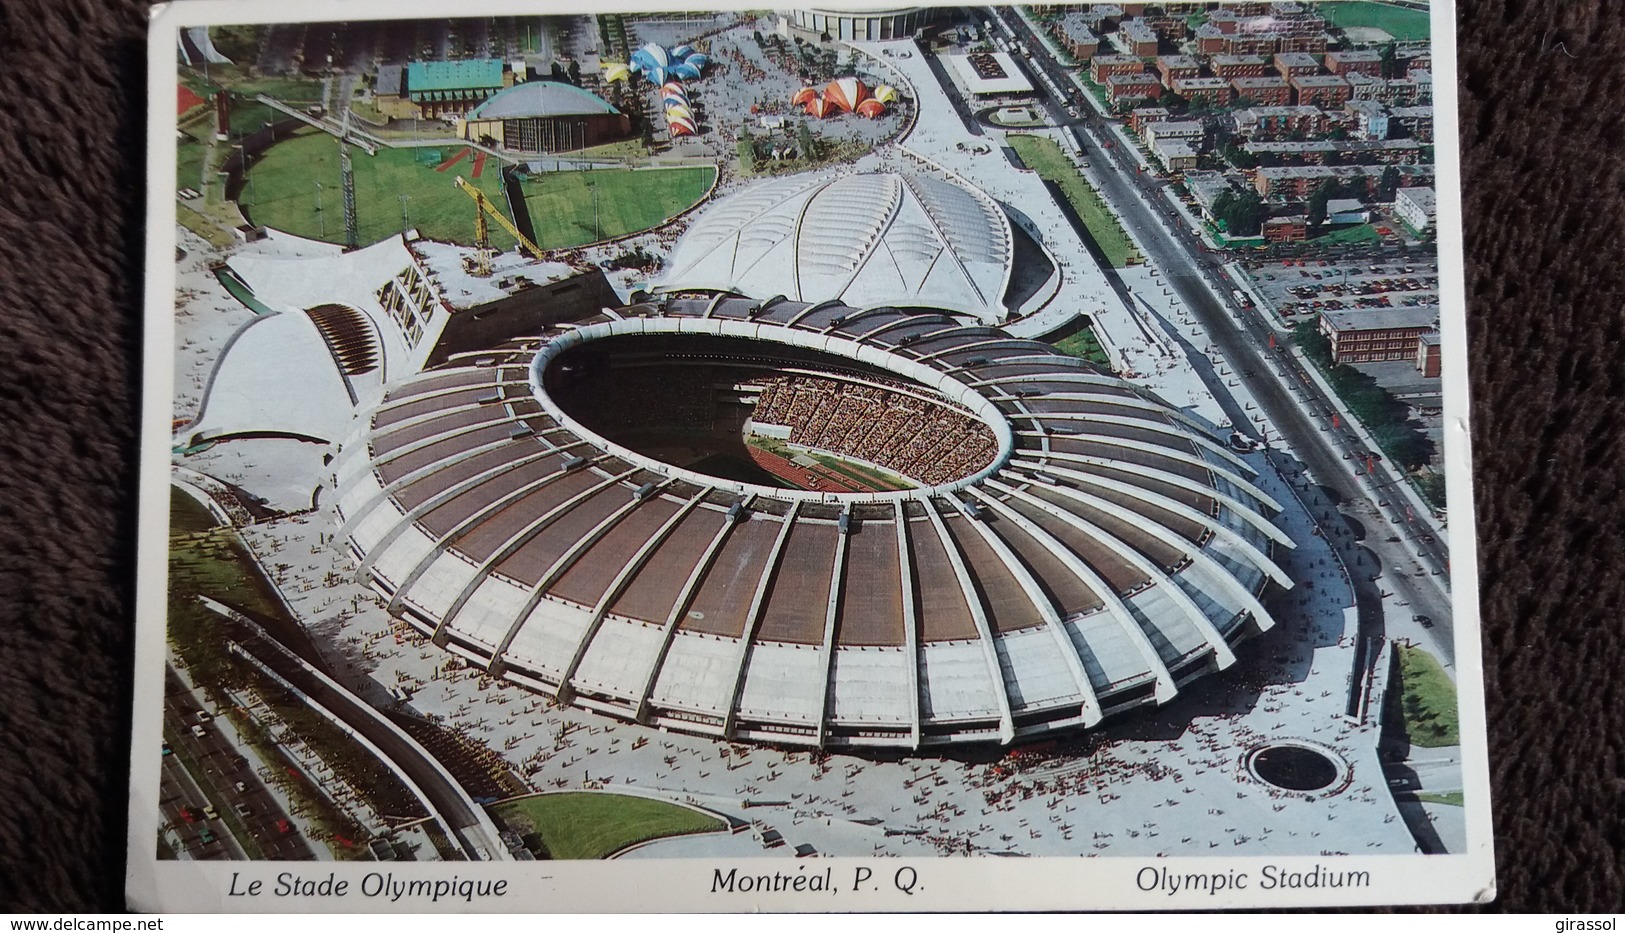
0 0 1621 913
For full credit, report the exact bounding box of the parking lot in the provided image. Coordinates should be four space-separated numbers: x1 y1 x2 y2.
1248 257 1440 320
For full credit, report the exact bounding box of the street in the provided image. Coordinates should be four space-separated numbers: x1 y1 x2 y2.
986 7 1456 667
160 670 313 860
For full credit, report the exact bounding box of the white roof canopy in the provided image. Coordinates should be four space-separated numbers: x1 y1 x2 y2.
658 170 1014 321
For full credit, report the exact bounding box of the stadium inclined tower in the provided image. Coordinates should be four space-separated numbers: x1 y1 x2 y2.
331 295 1295 749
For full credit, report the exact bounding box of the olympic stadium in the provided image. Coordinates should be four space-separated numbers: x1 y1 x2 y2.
330 294 1295 750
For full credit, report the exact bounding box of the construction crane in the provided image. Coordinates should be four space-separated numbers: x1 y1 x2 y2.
339 110 359 250
454 175 546 277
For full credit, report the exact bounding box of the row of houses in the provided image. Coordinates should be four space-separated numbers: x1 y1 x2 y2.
1049 0 1345 59
1230 101 1434 141
1090 49 1432 110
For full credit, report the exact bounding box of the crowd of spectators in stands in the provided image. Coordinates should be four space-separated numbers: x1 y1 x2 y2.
752 375 996 485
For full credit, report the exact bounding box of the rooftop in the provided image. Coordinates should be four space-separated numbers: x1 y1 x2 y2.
1107 72 1162 86
1322 306 1439 332
1147 120 1205 136
1057 13 1099 43
659 169 1016 320
406 59 506 93
1292 74 1351 87
466 80 620 120
1397 186 1438 210
1243 138 1421 152
1120 19 1159 42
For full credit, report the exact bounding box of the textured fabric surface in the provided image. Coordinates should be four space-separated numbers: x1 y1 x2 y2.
0 0 1620 913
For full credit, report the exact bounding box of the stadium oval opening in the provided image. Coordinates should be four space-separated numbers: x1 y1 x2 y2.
534 327 1011 500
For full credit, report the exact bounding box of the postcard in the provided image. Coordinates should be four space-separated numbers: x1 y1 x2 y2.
130 0 1493 910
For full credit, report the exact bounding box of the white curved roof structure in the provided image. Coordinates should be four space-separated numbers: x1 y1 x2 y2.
658 171 1015 320
465 81 620 120
331 296 1296 751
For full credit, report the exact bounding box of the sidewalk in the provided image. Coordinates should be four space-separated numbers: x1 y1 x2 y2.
1286 345 1449 543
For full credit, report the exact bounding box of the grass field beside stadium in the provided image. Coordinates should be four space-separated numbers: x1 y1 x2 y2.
519 165 715 249
491 792 724 859
1052 326 1112 369
1394 644 1460 748
241 129 518 249
182 69 327 137
1006 133 1140 268
1312 223 1382 246
1319 2 1431 41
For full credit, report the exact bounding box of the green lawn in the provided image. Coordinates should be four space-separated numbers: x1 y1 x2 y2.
1319 1 1432 41
1415 790 1464 807
170 489 221 534
519 165 715 249
241 129 516 249
183 69 328 138
1312 222 1382 246
1052 326 1112 369
1394 644 1460 748
491 792 724 859
1006 133 1140 268
178 128 209 192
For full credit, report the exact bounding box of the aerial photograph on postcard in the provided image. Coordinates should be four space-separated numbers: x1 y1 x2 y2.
158 1 1466 874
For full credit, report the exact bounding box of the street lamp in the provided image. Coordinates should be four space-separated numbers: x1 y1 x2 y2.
315 182 325 239
399 194 411 233
589 180 600 241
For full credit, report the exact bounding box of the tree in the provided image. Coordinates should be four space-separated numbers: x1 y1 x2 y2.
737 126 756 173
1379 41 1400 79
567 59 582 85
1213 189 1267 236
1307 180 1334 226
1378 165 1401 202
1223 140 1258 169
796 120 817 162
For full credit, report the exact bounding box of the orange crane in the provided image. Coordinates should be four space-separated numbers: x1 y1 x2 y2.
453 175 546 277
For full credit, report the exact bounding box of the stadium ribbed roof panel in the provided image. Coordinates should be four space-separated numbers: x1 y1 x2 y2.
659 170 1015 320
332 296 1298 751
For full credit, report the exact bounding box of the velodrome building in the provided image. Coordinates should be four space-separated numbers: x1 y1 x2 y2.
657 169 1060 324
330 294 1296 749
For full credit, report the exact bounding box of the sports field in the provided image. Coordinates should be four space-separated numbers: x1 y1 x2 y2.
1319 2 1431 42
490 792 725 859
241 130 518 249
519 165 715 249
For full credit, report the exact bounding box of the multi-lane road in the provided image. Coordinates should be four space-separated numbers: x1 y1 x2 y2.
160 670 313 860
982 7 1456 666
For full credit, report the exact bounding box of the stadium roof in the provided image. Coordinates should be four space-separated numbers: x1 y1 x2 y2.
658 171 1015 321
406 59 504 94
466 81 620 120
332 296 1296 751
